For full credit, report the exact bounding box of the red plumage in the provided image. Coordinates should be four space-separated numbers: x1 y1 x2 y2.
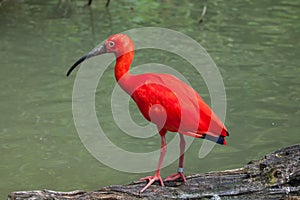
128 73 228 141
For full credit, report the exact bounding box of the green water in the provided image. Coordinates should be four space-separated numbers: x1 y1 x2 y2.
0 0 299 198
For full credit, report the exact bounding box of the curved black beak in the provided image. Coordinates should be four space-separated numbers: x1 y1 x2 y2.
66 44 107 76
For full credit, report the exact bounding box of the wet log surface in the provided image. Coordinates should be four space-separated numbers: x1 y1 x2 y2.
8 144 300 200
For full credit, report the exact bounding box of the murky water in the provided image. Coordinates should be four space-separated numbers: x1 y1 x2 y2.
0 0 299 198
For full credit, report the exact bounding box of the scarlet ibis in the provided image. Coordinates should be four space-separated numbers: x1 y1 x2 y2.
67 34 229 192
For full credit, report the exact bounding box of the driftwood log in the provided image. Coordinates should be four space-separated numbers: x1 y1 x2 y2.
8 144 300 200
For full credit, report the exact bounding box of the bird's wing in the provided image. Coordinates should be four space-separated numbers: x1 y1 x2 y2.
131 73 228 138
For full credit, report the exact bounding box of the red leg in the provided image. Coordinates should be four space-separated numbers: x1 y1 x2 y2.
165 134 187 182
140 130 167 192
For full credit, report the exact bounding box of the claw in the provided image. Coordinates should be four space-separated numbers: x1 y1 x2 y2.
165 172 187 182
140 175 164 192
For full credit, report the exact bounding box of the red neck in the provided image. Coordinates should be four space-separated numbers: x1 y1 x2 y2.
114 51 134 82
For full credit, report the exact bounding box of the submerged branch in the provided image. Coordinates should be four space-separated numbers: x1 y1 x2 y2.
199 5 207 24
87 0 110 7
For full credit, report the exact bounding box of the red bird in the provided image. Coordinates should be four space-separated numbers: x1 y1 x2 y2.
67 34 229 192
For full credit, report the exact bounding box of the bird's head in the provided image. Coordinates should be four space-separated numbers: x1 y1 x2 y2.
66 34 134 76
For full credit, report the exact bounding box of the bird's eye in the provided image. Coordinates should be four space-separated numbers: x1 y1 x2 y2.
108 41 115 47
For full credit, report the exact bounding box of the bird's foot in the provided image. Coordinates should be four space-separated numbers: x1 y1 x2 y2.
164 172 187 182
140 175 164 193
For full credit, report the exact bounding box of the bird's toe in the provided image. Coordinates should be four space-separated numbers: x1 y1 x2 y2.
165 172 187 182
139 175 164 193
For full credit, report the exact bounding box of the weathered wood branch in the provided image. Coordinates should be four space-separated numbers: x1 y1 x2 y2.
8 144 300 200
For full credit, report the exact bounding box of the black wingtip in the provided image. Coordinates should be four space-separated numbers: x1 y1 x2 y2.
226 130 230 136
202 134 226 145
